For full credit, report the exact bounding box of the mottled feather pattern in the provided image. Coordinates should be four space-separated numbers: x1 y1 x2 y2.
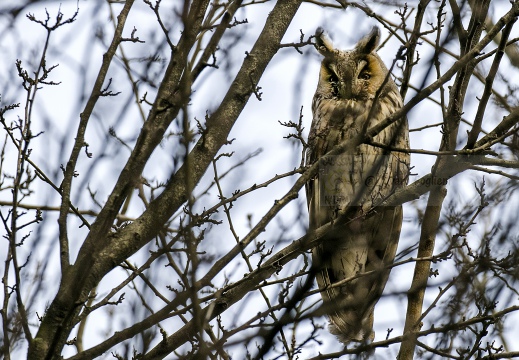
306 27 410 343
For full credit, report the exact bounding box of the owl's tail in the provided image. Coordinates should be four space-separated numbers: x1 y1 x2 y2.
312 206 402 343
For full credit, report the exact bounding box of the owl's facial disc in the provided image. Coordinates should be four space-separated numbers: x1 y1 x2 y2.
341 58 375 100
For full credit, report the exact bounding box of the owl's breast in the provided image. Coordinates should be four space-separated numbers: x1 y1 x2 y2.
308 94 408 217
311 98 370 154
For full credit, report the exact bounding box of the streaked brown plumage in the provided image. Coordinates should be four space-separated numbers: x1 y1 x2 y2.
306 27 410 343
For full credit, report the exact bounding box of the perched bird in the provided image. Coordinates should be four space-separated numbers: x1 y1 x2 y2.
306 26 410 343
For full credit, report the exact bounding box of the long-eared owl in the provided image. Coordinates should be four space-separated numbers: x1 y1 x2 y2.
306 27 410 343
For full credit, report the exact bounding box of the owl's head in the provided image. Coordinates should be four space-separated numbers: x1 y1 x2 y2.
314 27 395 102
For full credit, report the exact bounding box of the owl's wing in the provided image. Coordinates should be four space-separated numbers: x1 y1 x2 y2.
312 205 402 342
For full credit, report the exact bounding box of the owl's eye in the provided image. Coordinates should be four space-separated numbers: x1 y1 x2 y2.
328 72 339 84
359 72 371 80
328 71 340 97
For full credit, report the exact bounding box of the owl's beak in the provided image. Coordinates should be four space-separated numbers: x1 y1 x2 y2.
339 80 354 100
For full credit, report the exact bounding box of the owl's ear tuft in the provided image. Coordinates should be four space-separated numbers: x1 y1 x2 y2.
315 27 334 55
355 26 380 55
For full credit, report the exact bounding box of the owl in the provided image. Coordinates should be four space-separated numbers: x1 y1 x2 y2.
306 27 410 343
